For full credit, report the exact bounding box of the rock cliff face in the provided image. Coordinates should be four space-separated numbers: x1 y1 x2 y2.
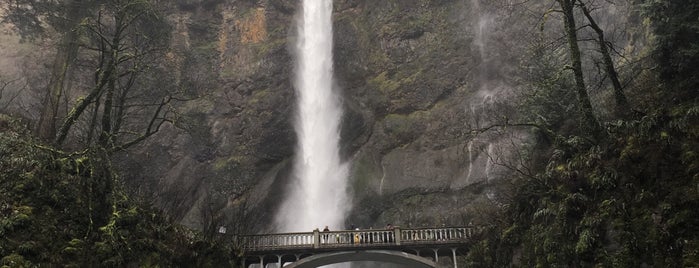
117 0 530 231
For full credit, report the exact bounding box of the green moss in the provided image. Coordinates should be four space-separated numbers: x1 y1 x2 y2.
213 157 228 171
183 100 215 118
346 14 389 68
368 72 400 93
403 194 425 207
256 38 286 55
382 112 427 145
193 41 218 55
248 88 271 105
350 153 381 193
213 156 243 173
365 68 429 114
383 113 412 132
396 68 422 86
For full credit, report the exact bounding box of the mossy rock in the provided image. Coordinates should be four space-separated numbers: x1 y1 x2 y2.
381 112 427 147
349 152 381 195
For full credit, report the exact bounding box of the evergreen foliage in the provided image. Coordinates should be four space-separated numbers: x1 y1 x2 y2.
464 0 699 266
0 117 237 267
641 0 699 91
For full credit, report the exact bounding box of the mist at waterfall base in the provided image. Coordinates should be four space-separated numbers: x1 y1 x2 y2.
273 0 350 235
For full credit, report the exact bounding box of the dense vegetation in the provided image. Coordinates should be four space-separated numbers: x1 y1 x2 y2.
0 116 235 267
464 0 699 266
1 1 237 265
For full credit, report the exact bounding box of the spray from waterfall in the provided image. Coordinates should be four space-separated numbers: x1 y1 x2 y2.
274 0 350 233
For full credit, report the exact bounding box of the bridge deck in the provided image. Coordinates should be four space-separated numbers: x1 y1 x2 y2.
240 226 479 255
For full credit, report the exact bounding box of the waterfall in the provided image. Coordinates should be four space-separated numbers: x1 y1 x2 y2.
465 0 502 184
274 0 350 233
466 0 527 188
471 0 496 102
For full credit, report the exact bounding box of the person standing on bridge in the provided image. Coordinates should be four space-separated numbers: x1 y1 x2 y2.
385 223 394 243
322 226 330 244
347 224 355 244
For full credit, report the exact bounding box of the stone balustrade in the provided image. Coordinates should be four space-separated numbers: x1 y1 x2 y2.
240 226 478 253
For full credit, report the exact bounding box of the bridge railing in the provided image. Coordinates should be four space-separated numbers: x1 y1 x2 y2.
318 229 396 247
241 232 316 250
400 227 473 244
240 226 478 252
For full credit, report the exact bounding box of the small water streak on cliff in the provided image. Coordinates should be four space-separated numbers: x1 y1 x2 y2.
274 0 350 234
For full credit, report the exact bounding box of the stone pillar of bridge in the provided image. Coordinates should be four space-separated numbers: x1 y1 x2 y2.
313 229 320 249
394 227 401 245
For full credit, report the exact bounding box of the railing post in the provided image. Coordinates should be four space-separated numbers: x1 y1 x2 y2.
394 227 401 245
313 229 320 249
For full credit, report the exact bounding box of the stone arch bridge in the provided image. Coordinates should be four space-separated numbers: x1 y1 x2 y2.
237 226 482 267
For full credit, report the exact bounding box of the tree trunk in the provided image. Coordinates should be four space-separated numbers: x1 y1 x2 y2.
577 1 630 119
98 13 125 148
98 70 115 147
558 0 602 136
85 92 102 146
35 0 84 141
54 61 114 146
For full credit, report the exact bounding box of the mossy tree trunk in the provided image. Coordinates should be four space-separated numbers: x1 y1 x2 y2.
98 11 124 149
557 0 602 136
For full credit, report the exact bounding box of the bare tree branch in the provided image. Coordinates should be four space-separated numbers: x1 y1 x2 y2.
576 0 630 118
108 96 171 153
0 78 27 111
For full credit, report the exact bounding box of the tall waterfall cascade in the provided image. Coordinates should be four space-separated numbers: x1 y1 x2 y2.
274 0 350 233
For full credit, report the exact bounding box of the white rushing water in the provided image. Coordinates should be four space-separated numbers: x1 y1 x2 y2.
274 0 350 233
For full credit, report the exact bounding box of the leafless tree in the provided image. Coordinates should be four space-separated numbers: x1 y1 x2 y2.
47 0 192 154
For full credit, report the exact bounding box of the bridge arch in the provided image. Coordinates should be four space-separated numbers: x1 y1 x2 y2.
284 250 436 268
